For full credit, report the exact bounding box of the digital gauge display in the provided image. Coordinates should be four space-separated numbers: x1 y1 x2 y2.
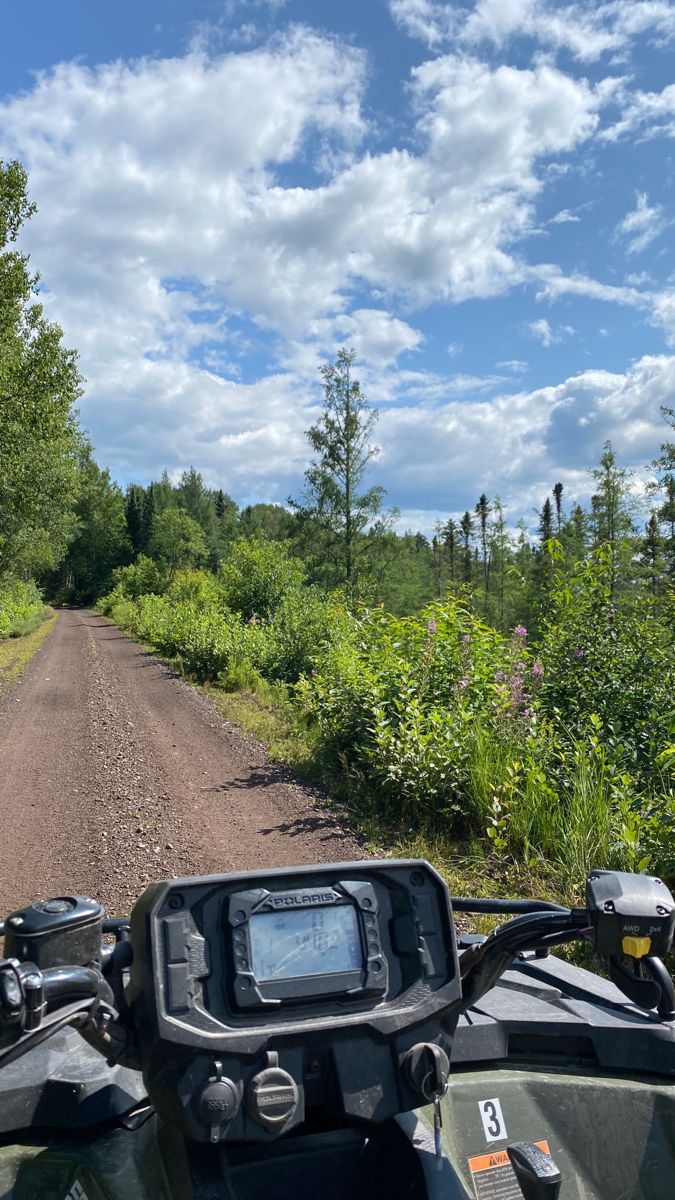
249 904 363 982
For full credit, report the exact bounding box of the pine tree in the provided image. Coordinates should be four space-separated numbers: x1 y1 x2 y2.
432 523 445 597
562 503 587 565
641 511 666 596
538 497 554 544
459 511 474 584
475 493 491 595
658 476 675 578
489 498 509 631
552 481 564 534
590 441 636 599
125 484 146 556
443 518 457 583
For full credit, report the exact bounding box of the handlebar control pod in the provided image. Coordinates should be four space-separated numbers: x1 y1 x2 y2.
125 859 462 1144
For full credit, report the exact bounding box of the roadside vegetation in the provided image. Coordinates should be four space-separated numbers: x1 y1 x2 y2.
98 532 675 901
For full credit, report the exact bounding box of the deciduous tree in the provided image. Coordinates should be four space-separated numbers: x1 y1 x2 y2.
0 160 83 575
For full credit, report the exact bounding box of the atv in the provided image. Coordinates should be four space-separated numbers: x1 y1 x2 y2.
0 859 672 1199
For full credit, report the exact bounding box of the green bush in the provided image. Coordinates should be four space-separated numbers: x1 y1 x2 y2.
218 539 305 620
105 555 170 603
538 547 675 779
262 588 350 682
0 578 49 639
298 597 520 828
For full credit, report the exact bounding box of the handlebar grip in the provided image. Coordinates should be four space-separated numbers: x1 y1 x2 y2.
42 966 114 1009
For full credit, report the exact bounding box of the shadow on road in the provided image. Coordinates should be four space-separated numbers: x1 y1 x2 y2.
214 768 290 791
258 814 351 842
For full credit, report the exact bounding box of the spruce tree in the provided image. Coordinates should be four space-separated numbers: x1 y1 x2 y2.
459 511 474 583
475 493 491 594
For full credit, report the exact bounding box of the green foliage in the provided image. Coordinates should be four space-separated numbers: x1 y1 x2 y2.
218 539 305 620
298 598 512 825
290 347 385 594
0 160 84 576
46 451 130 602
263 587 350 683
148 508 208 575
538 546 675 776
107 555 170 601
99 551 345 689
297 559 675 885
0 578 49 639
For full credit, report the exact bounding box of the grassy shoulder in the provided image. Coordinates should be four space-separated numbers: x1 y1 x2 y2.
0 610 57 699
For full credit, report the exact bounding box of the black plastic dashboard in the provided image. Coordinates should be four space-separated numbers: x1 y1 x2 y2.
126 859 461 1143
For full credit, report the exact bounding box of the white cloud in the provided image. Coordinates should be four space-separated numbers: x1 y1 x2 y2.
497 359 529 372
527 317 574 345
602 81 675 140
617 192 669 254
650 290 675 345
0 40 605 394
411 56 601 192
390 0 675 62
533 265 675 345
303 309 424 369
549 208 581 224
376 353 675 518
534 266 644 307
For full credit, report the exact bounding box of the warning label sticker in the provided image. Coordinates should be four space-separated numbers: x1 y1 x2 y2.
468 1141 550 1199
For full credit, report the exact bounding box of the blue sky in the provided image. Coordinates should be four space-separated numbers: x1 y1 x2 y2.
3 0 675 532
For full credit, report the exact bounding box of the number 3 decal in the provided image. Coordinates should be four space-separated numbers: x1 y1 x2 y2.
479 1097 507 1143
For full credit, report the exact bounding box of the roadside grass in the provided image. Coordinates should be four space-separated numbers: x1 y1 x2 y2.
0 611 57 699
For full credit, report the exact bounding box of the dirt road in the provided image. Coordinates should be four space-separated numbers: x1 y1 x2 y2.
0 610 364 917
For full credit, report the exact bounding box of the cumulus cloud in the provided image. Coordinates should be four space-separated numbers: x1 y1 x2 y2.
0 39 605 365
0 38 608 463
376 353 675 517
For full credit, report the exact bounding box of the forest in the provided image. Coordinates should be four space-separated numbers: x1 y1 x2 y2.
3 157 675 898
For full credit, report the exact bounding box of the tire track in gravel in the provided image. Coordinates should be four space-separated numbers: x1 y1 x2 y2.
0 609 366 918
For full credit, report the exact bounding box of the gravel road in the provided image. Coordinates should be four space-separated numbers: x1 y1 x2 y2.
0 610 365 918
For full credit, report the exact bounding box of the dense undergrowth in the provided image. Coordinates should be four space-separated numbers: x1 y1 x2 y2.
98 539 675 897
0 578 50 639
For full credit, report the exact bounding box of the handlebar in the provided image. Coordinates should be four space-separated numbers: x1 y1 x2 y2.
0 871 671 1070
